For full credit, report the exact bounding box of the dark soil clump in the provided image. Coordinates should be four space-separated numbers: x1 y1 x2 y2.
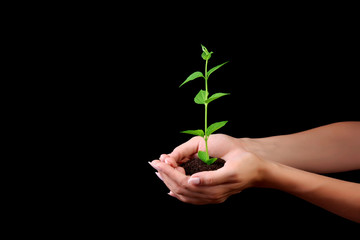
180 157 225 176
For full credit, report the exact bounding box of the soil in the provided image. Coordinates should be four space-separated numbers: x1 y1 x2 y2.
180 157 225 176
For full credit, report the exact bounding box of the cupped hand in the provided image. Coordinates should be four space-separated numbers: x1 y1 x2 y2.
149 134 268 205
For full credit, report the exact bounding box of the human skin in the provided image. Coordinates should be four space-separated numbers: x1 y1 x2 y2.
149 122 360 223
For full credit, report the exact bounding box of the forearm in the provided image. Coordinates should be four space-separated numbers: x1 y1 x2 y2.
243 121 360 173
260 161 360 223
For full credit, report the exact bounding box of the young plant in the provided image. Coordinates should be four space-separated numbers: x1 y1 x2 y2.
179 44 229 165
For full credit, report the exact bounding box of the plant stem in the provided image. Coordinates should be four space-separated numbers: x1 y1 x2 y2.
204 59 209 160
205 59 209 97
205 109 209 161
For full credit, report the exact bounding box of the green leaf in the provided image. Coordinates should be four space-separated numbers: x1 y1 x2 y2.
207 61 229 78
198 151 208 162
179 71 204 88
201 44 209 54
198 151 217 165
205 92 230 104
207 158 218 165
207 52 213 60
201 44 213 60
206 121 228 136
180 129 204 137
201 51 207 60
194 89 208 104
201 51 213 61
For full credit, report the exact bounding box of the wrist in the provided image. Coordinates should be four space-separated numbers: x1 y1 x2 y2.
237 137 281 189
238 137 273 160
256 159 281 189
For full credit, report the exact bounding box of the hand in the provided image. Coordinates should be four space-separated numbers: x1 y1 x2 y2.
149 134 268 205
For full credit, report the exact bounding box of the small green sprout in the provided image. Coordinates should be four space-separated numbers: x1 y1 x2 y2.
179 44 229 165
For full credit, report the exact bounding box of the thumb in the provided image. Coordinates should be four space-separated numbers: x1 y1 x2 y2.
170 136 202 162
188 167 229 186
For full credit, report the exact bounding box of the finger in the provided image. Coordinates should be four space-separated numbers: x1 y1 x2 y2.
188 166 234 186
155 166 185 182
159 154 170 162
159 154 178 167
150 160 218 203
170 136 202 162
168 191 176 197
150 160 188 185
155 172 163 181
157 165 231 204
167 190 195 203
168 191 210 205
175 166 185 174
164 156 177 167
150 160 189 190
168 186 228 205
155 161 206 198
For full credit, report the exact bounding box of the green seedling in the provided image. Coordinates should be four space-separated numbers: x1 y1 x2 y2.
179 44 229 165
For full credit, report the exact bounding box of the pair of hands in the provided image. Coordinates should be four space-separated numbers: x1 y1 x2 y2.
149 134 268 205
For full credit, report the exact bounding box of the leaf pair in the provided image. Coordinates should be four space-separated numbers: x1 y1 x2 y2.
198 151 217 165
194 90 229 105
181 121 228 138
179 61 229 88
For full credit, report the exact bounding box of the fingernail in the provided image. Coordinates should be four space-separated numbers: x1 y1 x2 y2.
155 172 163 181
188 177 200 185
159 154 165 161
148 161 161 171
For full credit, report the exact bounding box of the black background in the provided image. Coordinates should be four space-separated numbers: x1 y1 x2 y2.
50 4 360 236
